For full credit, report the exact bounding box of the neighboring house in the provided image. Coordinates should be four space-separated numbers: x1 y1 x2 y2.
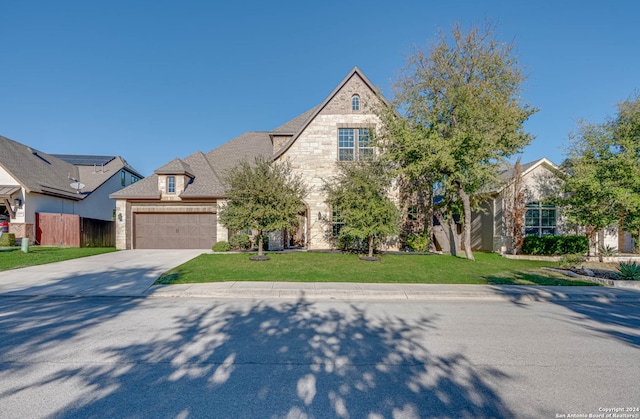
111 66 386 250
469 157 632 253
0 135 143 243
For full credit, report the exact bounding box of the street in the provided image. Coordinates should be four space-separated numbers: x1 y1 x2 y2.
0 295 638 418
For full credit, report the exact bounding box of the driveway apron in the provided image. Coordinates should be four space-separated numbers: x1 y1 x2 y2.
0 249 207 297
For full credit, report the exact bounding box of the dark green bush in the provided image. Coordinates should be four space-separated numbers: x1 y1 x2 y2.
521 235 588 255
617 261 640 280
337 233 373 254
0 233 16 247
406 232 430 252
212 241 231 252
229 233 251 250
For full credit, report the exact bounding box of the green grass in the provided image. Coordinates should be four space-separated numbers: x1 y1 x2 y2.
156 251 599 286
0 247 117 271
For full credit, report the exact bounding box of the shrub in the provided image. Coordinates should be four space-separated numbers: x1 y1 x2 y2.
0 233 16 247
617 261 640 281
229 233 251 250
559 253 587 268
406 233 430 253
212 241 231 252
598 244 619 257
336 234 369 254
521 235 588 255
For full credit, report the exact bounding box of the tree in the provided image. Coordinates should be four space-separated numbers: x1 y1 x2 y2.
558 94 640 254
381 22 537 260
502 158 526 254
219 156 308 259
323 161 400 259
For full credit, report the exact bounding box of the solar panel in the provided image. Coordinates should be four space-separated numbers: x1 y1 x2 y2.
51 154 116 166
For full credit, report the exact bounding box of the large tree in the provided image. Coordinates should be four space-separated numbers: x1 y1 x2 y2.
219 156 308 258
380 22 537 260
558 94 640 253
323 161 400 259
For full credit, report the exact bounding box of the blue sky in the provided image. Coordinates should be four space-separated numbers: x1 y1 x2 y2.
1 1 638 176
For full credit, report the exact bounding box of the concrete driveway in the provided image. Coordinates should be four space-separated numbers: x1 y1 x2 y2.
0 249 207 297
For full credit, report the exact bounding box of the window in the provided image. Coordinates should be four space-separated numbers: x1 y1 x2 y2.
167 176 176 194
131 175 140 183
525 202 556 236
351 95 360 111
332 209 344 237
338 128 373 161
121 171 126 186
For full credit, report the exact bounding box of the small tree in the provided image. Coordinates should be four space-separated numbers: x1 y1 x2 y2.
219 156 308 259
323 161 400 259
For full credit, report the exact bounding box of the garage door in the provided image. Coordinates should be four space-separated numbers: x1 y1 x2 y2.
134 213 217 249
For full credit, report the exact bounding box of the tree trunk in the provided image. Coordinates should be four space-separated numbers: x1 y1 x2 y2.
368 235 374 258
257 233 264 257
448 217 459 257
459 186 475 261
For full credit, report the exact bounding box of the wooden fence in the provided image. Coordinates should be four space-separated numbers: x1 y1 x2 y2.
36 213 115 247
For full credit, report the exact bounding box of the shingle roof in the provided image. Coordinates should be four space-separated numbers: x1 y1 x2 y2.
0 135 143 200
155 158 195 177
205 131 273 181
270 106 319 135
180 151 226 198
109 173 161 199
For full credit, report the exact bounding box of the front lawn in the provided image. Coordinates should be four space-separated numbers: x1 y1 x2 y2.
156 252 598 285
0 247 117 271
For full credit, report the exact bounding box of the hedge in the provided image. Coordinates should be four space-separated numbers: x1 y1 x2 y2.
521 235 588 255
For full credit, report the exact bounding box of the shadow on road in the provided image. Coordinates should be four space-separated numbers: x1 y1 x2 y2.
1 296 515 418
488 284 640 349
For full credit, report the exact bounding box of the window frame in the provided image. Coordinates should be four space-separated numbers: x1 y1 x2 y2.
167 176 176 194
525 202 557 236
351 95 360 111
338 127 373 162
332 208 344 237
121 171 126 186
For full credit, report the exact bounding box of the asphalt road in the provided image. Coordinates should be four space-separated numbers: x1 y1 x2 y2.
0 296 638 419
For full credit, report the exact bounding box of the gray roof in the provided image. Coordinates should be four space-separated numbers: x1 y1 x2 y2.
51 154 115 166
0 135 143 200
155 158 195 177
112 67 385 200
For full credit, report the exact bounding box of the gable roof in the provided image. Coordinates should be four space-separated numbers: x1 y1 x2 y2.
112 66 385 200
0 135 142 200
490 158 560 195
273 66 387 159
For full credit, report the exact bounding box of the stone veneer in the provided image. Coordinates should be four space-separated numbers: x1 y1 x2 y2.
277 73 394 250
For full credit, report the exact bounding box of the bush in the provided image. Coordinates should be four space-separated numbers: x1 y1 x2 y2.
617 261 640 281
336 233 373 254
598 244 619 257
0 233 16 247
229 233 251 250
521 235 588 255
406 232 430 253
212 241 231 252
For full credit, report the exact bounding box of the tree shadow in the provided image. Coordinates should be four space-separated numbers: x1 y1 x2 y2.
1 297 517 418
489 285 640 349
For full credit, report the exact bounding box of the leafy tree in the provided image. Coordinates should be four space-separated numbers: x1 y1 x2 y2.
380 22 537 260
558 94 640 253
323 161 400 258
219 156 308 258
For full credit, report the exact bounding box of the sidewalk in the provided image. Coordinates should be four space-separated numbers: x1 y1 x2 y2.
146 282 640 303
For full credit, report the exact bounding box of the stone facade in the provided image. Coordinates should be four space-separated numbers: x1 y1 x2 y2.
276 73 387 249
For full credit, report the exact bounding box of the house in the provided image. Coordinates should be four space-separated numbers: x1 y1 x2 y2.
0 135 143 244
111 66 387 250
469 157 633 253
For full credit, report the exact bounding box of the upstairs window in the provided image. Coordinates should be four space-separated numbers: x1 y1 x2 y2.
121 171 126 186
351 95 360 111
525 202 556 236
167 176 176 194
338 128 373 161
131 175 140 183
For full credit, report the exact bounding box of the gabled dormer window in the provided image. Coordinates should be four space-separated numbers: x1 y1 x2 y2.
167 176 176 194
351 95 360 111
